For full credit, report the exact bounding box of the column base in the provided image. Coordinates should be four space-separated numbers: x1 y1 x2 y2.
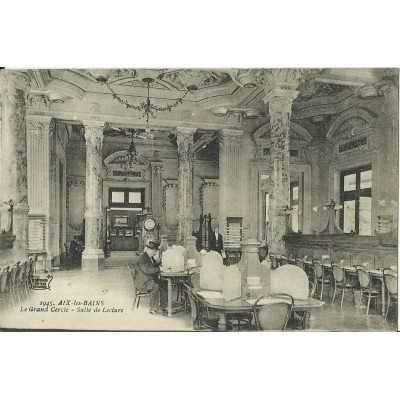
82 249 105 271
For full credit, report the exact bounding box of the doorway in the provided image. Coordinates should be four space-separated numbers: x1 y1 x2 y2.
108 188 145 251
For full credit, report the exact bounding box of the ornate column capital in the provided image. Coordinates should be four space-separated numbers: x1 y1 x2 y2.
83 121 104 146
176 127 197 135
219 128 243 148
0 70 30 94
261 68 307 105
26 115 54 131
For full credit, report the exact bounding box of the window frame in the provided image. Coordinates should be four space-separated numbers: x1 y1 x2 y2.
339 164 372 234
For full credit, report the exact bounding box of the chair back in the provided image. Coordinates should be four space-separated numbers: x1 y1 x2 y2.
383 269 397 295
331 251 351 268
332 263 345 284
187 266 201 288
356 266 371 289
280 255 288 266
384 255 397 271
182 283 199 328
270 253 279 269
312 260 324 279
0 267 10 294
295 259 305 270
355 253 374 269
253 294 294 331
309 281 316 298
9 263 20 287
313 249 330 264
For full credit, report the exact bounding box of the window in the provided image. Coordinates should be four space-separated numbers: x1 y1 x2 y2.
340 165 372 235
290 182 299 232
109 188 145 208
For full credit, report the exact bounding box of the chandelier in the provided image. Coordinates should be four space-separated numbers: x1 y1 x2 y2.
123 130 140 170
90 71 198 130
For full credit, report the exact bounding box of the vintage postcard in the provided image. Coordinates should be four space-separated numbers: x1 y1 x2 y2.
0 67 398 332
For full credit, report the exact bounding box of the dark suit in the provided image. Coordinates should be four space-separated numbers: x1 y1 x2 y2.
209 232 224 254
134 251 167 311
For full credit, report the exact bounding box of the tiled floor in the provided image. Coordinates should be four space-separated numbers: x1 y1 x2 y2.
0 267 397 331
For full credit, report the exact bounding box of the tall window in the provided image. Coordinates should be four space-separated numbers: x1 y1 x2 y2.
290 182 299 232
340 165 372 235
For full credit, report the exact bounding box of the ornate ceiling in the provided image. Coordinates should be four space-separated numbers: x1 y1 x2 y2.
27 68 397 117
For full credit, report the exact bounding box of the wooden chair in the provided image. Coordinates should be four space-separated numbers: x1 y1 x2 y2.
128 264 150 311
356 266 381 316
253 294 294 331
383 269 397 319
331 263 358 307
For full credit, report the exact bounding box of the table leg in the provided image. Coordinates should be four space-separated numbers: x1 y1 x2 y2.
167 278 172 317
381 279 385 317
217 313 227 331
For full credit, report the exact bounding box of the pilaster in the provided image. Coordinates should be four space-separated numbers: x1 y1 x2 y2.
219 129 243 233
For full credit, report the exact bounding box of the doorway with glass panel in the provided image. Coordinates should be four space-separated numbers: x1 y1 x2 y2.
108 188 145 251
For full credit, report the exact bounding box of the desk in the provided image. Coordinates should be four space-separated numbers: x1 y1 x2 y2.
194 289 324 330
160 270 193 317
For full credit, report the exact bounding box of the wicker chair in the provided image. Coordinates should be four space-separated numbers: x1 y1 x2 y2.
0 267 11 311
332 263 358 307
383 269 397 318
356 266 381 316
313 260 331 300
253 294 294 331
182 283 219 330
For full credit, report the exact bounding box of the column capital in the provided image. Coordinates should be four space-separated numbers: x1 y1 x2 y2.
82 120 105 129
219 128 244 137
263 88 299 106
83 122 104 145
0 70 30 93
26 115 54 131
175 127 197 135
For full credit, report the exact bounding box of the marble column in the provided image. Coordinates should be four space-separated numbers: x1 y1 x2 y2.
82 121 104 271
176 127 196 244
151 162 163 223
219 129 243 232
263 85 299 254
0 70 30 252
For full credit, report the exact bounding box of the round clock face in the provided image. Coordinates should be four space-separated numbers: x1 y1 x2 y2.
144 218 156 231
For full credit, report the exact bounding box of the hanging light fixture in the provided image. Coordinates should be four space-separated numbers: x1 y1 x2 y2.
122 130 140 170
101 75 197 132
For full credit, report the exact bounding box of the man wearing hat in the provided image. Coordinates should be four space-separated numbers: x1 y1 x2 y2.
134 241 167 315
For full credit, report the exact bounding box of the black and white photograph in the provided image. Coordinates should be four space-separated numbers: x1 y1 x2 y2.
1 66 398 332
1 2 399 399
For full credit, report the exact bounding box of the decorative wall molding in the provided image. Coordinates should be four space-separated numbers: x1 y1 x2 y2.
326 107 376 141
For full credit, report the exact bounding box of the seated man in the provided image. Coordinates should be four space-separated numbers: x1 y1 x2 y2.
134 241 167 315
